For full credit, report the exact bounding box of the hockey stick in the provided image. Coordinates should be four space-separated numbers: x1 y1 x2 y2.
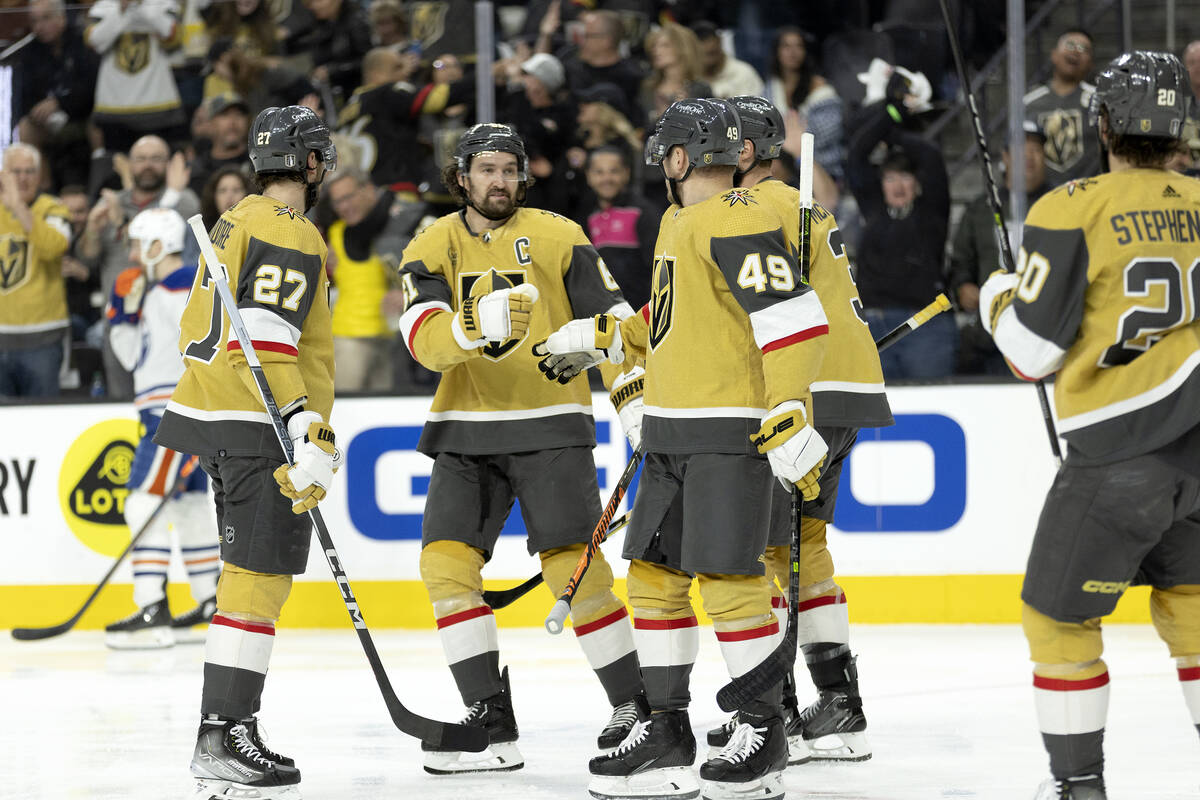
12 455 200 641
480 510 631 609
936 0 1062 466
186 215 486 753
714 295 952 711
545 446 644 634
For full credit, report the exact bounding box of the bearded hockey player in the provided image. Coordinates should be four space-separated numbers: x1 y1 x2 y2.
396 123 645 775
702 96 894 765
103 207 219 650
155 105 338 800
981 52 1200 800
543 98 830 800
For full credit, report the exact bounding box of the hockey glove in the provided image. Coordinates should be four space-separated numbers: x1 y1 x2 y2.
107 267 147 325
979 269 1019 336
752 400 828 501
452 282 539 348
273 411 342 514
609 365 644 449
532 313 625 382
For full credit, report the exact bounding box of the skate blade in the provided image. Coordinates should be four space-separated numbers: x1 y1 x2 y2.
423 741 524 775
105 627 174 650
785 733 812 765
803 731 871 762
700 770 783 800
171 627 210 645
588 766 700 800
193 778 302 800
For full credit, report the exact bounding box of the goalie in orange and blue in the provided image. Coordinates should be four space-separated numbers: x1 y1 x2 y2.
981 51 1200 800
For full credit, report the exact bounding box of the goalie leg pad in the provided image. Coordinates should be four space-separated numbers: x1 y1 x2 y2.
628 560 699 711
541 545 641 706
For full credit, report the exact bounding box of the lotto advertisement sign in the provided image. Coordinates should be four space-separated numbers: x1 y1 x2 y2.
0 387 1155 627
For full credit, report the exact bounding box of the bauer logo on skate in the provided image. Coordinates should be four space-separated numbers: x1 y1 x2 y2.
56 418 141 557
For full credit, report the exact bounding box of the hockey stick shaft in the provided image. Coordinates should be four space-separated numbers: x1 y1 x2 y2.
187 215 485 752
480 510 631 609
12 455 200 641
545 447 644 634
937 0 1062 466
714 294 953 709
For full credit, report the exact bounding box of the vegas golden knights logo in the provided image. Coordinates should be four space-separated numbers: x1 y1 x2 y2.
459 268 526 361
648 256 675 350
115 32 151 74
1040 108 1085 171
0 235 30 294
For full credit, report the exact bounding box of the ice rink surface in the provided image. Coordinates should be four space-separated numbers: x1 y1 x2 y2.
3 624 1198 800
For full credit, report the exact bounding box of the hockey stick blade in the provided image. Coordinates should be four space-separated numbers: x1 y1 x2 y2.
12 456 200 641
716 632 796 712
481 511 632 609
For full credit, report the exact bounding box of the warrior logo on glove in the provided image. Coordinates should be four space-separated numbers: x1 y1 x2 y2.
460 268 529 360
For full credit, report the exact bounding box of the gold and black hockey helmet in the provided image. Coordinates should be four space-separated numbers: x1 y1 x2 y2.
645 98 743 174
248 105 338 176
1089 51 1189 140
728 96 785 161
453 123 529 177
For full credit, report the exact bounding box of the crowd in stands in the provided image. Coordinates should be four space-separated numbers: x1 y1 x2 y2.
2 0 1199 400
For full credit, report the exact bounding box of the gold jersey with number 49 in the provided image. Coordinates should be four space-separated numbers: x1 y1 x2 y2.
992 169 1200 462
155 194 333 459
641 187 829 455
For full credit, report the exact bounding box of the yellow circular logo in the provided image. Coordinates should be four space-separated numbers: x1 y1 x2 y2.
58 419 141 557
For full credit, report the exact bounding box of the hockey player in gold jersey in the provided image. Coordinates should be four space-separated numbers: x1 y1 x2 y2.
981 52 1200 800
155 105 338 800
701 96 894 766
549 99 829 800
396 123 646 774
0 143 72 398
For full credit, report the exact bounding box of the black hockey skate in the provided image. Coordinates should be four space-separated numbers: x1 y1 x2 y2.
796 690 870 761
422 666 523 774
706 682 811 765
241 716 295 768
105 598 173 650
588 697 699 800
172 596 217 644
598 693 646 749
1033 775 1107 800
191 717 301 800
699 703 787 800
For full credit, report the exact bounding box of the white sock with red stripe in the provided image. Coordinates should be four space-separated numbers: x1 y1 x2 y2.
1177 659 1200 729
574 606 641 704
715 617 781 680
1033 669 1110 735
796 591 850 647
633 614 699 710
201 613 276 717
436 605 502 702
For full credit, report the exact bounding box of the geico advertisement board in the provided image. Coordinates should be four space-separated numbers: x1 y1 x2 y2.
0 384 1059 587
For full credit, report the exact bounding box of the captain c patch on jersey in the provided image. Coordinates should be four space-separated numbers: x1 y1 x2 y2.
459 268 529 360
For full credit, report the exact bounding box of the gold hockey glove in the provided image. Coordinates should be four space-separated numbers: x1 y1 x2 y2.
273 411 341 514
